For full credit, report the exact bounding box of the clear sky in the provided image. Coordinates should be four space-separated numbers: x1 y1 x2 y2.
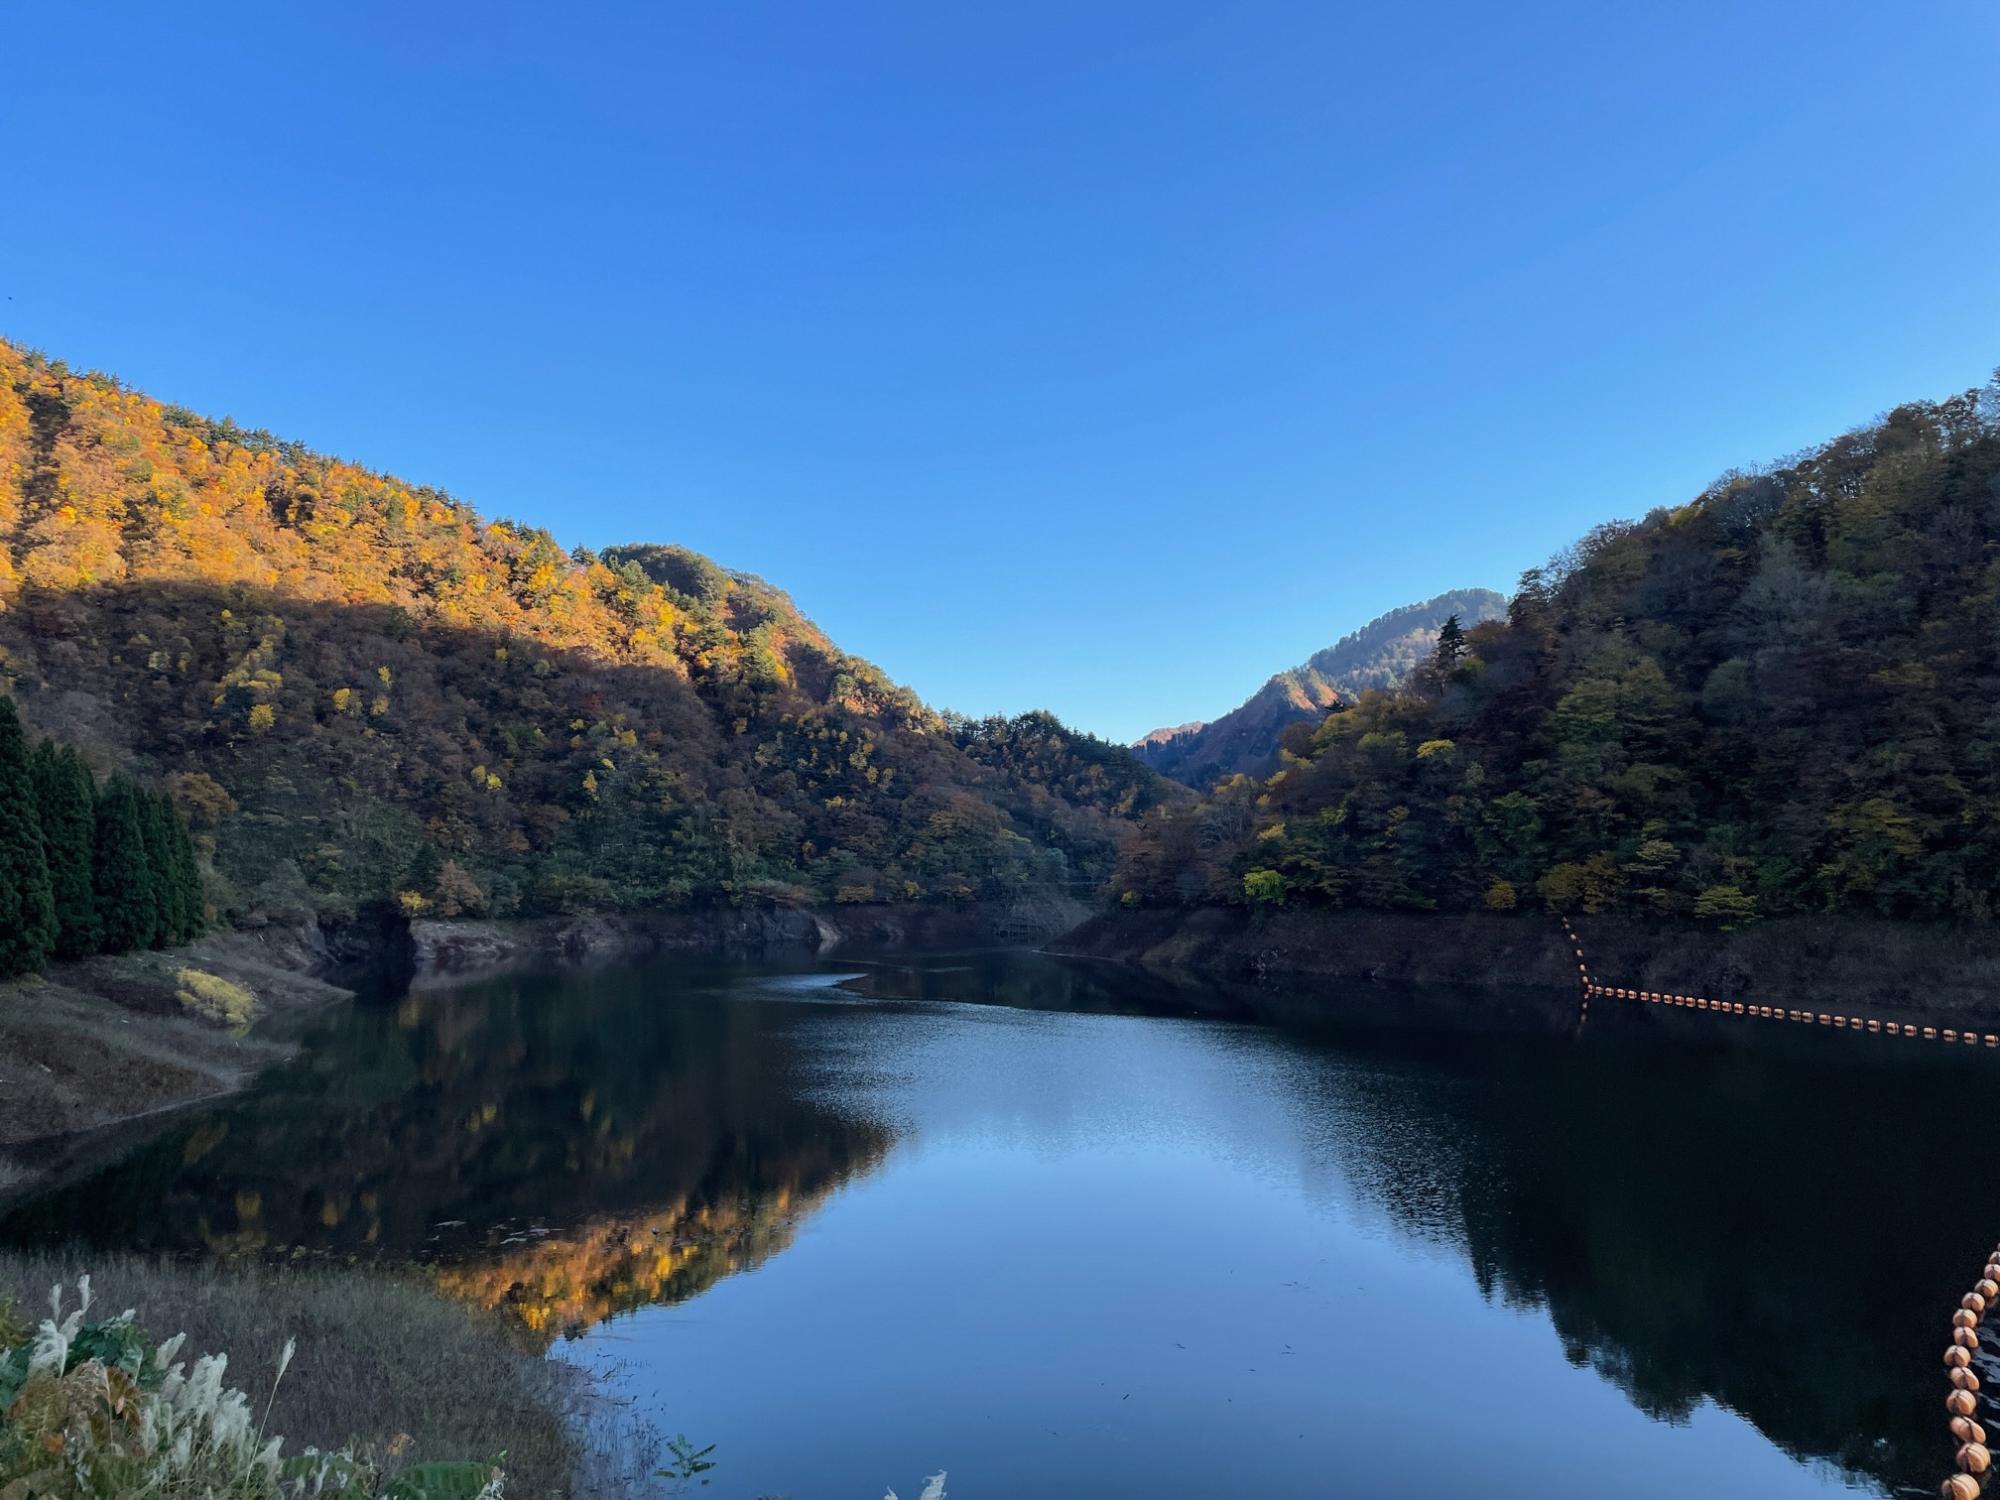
3 2 1995 743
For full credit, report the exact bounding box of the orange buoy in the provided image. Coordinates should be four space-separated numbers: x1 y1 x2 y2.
1958 1442 1992 1476
1956 1309 1980 1329
1868 1019 1881 1032
1965 1293 1988 1314
1945 1473 1981 1500
1953 1367 1982 1392
1954 1417 1989 1446
1951 1389 1980 1416
1978 1279 1999 1300
1955 1328 1981 1350
1985 1263 2000 1282
1948 1346 1973 1368
1946 1029 1961 1042
1927 1027 1940 1039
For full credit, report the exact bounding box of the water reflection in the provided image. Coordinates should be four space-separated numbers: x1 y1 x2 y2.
1 962 891 1344
3 948 1991 1494
1246 1008 1983 1492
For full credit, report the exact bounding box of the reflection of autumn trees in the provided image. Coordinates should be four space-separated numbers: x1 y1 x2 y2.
0 964 891 1340
433 1166 880 1346
0 340 1173 918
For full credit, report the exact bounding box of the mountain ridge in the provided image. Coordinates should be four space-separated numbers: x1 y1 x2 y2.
0 338 1177 921
1135 589 1508 786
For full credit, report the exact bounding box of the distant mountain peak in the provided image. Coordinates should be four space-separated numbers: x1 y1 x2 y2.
1134 589 1508 787
1135 720 1207 748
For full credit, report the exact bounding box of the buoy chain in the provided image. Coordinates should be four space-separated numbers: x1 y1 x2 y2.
1570 979 1999 1047
1559 917 1590 1026
1941 1252 2000 1496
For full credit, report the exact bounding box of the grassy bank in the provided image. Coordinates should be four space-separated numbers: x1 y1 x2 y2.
0 1251 664 1497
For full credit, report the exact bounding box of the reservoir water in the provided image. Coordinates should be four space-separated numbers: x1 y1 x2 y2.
4 947 1987 1497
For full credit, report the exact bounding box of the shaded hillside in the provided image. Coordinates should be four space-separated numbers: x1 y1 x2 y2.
0 340 1172 918
1135 589 1506 786
1119 373 2000 923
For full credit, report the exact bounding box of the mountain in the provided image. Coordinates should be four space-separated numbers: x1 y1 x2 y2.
1134 590 1508 786
0 339 1178 921
1117 372 2000 923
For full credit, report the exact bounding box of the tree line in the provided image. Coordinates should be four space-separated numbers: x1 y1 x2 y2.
0 693 204 979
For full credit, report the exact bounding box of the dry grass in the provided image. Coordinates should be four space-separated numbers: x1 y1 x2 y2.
0 1251 666 1498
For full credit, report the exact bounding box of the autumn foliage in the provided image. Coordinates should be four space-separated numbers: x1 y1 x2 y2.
0 340 1170 919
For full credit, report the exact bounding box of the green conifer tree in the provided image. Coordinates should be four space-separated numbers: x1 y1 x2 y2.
165 798 204 943
1433 613 1468 673
137 791 177 948
93 777 158 955
0 697 57 979
31 741 99 958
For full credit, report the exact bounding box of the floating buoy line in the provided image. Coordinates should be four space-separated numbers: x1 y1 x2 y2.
1556 917 2000 1496
1554 916 1999 1047
1941 1248 2000 1498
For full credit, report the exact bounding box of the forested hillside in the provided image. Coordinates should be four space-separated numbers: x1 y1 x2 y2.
0 340 1173 922
1135 589 1506 786
1119 376 2000 924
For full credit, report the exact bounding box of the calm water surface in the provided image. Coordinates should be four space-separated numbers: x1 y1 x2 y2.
5 948 1992 1498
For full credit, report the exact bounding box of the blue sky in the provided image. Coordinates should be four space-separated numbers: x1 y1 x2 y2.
3 2 1996 742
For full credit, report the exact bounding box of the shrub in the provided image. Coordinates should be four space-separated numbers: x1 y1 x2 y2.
175 967 260 1032
1242 868 1284 906
0 1276 501 1499
1693 882 1758 927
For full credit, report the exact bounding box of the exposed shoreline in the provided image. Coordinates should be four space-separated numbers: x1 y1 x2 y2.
1051 905 2000 1020
405 893 1090 985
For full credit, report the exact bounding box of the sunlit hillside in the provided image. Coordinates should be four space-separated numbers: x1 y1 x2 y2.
0 340 1176 918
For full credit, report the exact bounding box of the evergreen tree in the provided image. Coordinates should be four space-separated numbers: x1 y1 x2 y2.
0 697 57 979
1433 613 1468 675
94 777 158 955
165 798 204 943
31 741 99 958
137 791 177 947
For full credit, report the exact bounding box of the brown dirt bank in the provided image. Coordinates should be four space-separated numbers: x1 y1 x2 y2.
0 922 354 1173
1051 906 2000 1019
